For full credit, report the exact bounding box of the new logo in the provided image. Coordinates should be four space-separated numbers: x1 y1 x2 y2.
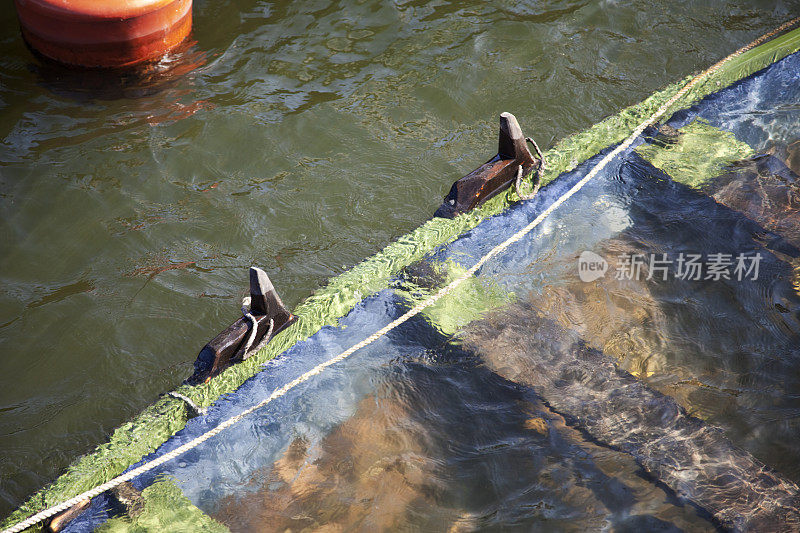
578 251 608 282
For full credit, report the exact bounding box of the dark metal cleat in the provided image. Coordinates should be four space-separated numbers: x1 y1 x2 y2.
434 112 542 218
187 267 296 385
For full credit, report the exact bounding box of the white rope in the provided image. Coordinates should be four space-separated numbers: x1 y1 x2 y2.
515 137 546 200
240 296 259 358
246 318 274 358
4 18 798 533
240 296 275 359
167 391 208 417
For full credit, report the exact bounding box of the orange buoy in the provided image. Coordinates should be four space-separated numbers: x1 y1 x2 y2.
14 0 192 68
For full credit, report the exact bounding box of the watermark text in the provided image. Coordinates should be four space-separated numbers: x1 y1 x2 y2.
578 251 762 282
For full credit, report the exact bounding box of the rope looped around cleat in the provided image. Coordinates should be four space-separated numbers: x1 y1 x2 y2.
515 136 546 201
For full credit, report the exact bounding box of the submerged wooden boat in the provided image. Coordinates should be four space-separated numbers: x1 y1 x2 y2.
4 23 800 533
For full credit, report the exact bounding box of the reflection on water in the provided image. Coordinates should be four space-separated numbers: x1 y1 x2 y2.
28 40 208 102
213 361 714 532
707 154 800 249
465 302 800 531
215 391 448 532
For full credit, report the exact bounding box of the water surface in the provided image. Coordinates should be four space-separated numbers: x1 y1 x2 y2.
0 0 798 520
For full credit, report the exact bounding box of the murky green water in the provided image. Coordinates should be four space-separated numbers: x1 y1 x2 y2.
0 0 797 519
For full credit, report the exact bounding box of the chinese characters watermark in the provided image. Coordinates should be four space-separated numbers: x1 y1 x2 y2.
578 251 762 282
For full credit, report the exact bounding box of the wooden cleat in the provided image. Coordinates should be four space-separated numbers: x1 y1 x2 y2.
43 499 90 532
434 112 542 218
249 266 287 317
187 267 296 385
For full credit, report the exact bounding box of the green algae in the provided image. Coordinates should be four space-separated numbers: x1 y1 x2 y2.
393 261 514 336
636 119 755 188
97 479 228 533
